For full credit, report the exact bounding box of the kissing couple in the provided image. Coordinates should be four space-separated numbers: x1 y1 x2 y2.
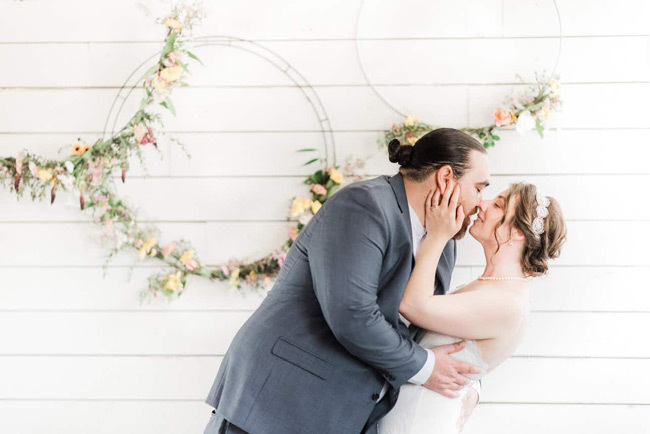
204 128 568 434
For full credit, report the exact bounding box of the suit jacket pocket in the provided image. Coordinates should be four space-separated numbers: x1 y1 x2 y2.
271 337 334 380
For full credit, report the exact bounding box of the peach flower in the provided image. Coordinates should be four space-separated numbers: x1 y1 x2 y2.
494 108 515 127
289 226 299 242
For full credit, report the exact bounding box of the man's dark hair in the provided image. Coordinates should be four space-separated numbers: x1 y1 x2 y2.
388 128 487 182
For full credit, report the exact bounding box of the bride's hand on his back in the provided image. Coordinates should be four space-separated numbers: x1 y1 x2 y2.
424 182 465 243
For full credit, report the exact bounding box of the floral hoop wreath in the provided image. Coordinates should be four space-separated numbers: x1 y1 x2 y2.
0 1 562 302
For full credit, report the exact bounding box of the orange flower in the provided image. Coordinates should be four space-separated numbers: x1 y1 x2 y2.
494 108 515 127
72 141 85 156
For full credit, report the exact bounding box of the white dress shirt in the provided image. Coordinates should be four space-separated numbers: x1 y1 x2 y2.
375 202 480 403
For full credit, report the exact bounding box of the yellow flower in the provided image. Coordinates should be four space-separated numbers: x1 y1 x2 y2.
328 167 344 184
229 267 241 287
37 168 53 182
290 197 313 217
311 200 322 214
404 114 419 127
406 136 417 146
179 249 194 265
164 271 182 292
151 76 170 94
549 79 561 95
164 17 183 33
138 237 157 260
247 270 257 283
541 104 551 121
160 65 183 83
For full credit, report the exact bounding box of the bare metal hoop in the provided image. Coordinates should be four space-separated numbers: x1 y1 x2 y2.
103 35 336 166
354 0 564 117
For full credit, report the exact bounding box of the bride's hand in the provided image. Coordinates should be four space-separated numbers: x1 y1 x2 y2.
424 182 465 243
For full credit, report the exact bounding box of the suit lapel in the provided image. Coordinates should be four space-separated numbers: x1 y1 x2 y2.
388 172 454 292
387 172 414 274
388 173 456 340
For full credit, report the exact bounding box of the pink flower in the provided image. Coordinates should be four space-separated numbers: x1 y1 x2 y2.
310 184 327 196
220 265 230 276
271 249 287 267
88 168 102 186
288 226 299 241
133 123 148 144
263 274 271 286
132 123 156 146
167 52 178 64
185 259 199 271
15 152 24 175
162 242 176 259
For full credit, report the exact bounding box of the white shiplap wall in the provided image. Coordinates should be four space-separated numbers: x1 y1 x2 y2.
0 0 649 432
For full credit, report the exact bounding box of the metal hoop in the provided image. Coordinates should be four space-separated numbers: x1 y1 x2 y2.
354 0 564 117
103 35 336 167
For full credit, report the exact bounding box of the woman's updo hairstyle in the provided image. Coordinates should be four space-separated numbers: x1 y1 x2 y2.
388 128 487 182
494 182 568 277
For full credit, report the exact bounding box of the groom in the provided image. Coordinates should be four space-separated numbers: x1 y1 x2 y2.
204 128 490 434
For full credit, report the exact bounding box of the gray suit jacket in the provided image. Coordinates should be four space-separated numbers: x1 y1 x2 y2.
205 172 456 434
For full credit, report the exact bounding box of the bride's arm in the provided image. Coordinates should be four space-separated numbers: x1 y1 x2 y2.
399 235 522 340
399 184 522 340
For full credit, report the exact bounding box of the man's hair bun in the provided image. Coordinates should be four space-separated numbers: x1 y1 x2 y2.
388 138 414 166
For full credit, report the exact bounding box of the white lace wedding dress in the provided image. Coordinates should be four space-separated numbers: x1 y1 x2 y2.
377 284 490 434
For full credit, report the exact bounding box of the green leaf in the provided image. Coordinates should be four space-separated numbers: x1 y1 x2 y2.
165 97 176 116
303 158 319 166
139 63 160 81
186 50 204 66
535 118 544 138
297 148 317 153
161 32 177 57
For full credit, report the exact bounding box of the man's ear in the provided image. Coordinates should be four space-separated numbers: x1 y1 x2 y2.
436 165 454 195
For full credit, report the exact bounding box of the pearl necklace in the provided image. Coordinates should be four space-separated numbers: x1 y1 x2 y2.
478 276 528 281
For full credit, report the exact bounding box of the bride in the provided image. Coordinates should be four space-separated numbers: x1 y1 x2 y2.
377 180 567 433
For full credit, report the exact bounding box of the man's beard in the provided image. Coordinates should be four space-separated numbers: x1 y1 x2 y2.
452 209 477 241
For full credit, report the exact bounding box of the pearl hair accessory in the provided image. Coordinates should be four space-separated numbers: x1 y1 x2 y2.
532 191 550 236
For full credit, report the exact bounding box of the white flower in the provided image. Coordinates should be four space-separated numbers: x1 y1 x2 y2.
28 161 38 177
515 110 536 134
57 173 75 190
65 161 74 173
298 212 313 226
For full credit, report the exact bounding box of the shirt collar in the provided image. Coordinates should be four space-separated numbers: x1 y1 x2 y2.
407 202 426 238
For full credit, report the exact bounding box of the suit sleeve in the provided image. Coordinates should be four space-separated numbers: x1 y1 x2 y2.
307 187 428 388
